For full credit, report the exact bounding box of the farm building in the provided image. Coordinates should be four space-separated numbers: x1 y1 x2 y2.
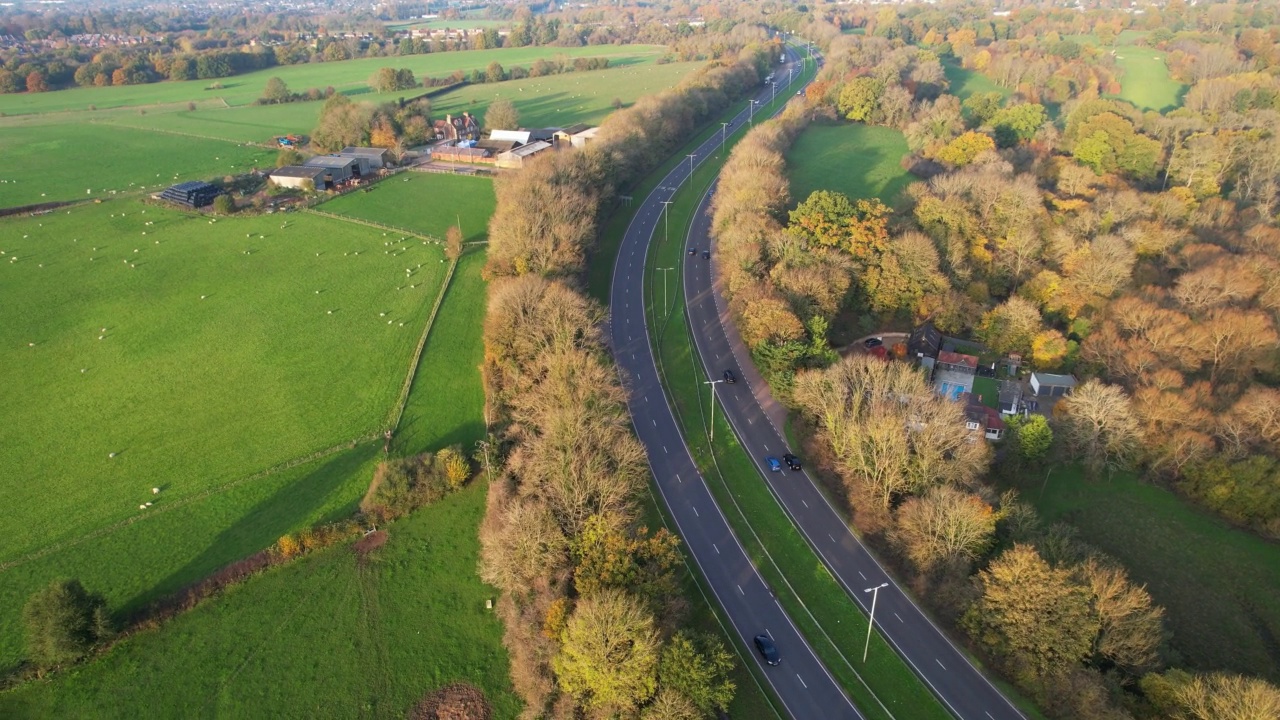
270 165 326 191
569 126 600 148
553 124 590 146
1030 372 1077 397
304 155 358 185
433 146 495 165
496 141 553 169
160 181 222 208
339 147 391 171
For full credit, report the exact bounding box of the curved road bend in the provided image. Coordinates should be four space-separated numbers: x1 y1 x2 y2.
609 50 861 720
682 172 1025 719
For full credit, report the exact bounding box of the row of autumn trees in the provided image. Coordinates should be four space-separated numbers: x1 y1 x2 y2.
476 39 776 719
711 28 1280 720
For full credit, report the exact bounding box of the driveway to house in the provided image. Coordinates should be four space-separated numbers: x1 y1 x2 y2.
609 45 862 720
681 169 1027 720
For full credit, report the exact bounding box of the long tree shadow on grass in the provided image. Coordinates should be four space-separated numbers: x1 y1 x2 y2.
121 444 376 618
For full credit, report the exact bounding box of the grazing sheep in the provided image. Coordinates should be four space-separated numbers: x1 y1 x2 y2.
109 452 116 458
152 487 160 494
140 504 147 510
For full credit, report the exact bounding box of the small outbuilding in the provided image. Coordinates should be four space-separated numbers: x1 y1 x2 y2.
270 165 326 191
160 181 222 208
1029 372 1077 397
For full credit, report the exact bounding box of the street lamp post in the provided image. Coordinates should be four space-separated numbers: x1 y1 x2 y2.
862 583 889 663
686 153 697 182
771 81 778 104
704 378 725 442
656 266 675 316
749 99 760 124
720 121 730 158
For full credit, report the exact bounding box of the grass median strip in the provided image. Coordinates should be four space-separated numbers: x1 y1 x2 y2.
640 58 953 720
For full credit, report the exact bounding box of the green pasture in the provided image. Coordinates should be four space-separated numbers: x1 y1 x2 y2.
0 443 378 671
785 123 913 207
385 18 509 31
323 172 495 240
95 58 701 147
0 171 499 677
0 45 665 116
0 200 444 597
0 479 521 719
1110 47 1184 112
1019 466 1280 683
0 123 273 207
941 57 1011 102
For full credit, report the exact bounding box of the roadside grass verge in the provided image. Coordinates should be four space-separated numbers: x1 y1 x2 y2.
784 123 912 207
644 135 951 720
0 479 521 720
1013 466 1280 683
611 51 955 720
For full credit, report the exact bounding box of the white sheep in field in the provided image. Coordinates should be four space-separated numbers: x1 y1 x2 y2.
140 505 147 510
153 488 160 494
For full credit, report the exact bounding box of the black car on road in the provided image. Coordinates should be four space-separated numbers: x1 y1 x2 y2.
754 634 781 666
864 337 883 348
688 247 697 256
723 369 736 384
783 453 802 471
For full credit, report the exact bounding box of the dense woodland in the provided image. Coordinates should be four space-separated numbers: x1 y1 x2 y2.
477 35 776 719
710 10 1280 720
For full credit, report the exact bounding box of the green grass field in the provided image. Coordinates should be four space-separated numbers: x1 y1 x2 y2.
0 185 478 668
1019 467 1280 683
95 59 699 143
323 172 491 240
1110 47 1184 112
0 123 274 207
0 45 665 115
0 479 522 719
785 123 913 206
941 57 1011 102
385 18 509 31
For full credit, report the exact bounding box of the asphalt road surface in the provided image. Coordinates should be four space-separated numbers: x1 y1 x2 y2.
609 47 863 720
680 152 1026 720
